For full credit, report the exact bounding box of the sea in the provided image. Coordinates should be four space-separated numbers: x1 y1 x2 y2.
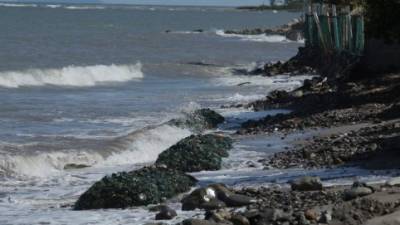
0 3 395 225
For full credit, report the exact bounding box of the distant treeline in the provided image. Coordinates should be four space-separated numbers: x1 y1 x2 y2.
237 0 303 11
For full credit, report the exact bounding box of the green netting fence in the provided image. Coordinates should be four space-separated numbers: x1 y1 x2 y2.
304 3 365 55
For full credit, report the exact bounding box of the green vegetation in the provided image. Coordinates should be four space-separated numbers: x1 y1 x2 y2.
312 0 400 43
237 0 303 11
363 0 400 43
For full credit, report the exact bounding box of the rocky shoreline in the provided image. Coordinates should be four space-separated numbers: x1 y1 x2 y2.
224 19 304 42
72 28 400 225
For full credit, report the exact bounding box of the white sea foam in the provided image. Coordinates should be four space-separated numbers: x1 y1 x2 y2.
213 67 311 88
0 63 143 88
44 4 62 9
64 5 106 10
102 124 191 166
0 124 190 178
0 3 38 8
215 93 266 102
216 30 304 43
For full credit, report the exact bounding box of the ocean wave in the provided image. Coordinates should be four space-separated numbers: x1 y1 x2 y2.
0 63 143 88
64 5 106 10
215 93 267 103
0 124 190 178
0 3 38 8
44 4 62 9
214 72 311 89
215 30 304 43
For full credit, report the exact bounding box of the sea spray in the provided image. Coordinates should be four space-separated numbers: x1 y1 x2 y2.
0 63 143 88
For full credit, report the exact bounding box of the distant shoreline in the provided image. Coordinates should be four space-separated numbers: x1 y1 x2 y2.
237 1 303 12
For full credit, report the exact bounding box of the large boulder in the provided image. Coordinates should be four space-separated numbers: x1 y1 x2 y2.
170 108 225 131
156 134 233 172
74 166 197 210
193 109 225 129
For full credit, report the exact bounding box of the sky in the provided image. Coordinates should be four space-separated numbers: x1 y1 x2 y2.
6 0 268 6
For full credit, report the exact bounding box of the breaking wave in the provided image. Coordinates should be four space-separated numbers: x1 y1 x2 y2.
0 3 38 8
0 124 190 178
215 30 304 43
0 63 143 88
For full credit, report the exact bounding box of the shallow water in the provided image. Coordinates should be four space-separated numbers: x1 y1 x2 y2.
0 3 394 225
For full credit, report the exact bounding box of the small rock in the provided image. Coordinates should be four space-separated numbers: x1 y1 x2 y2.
63 163 90 170
201 199 227 210
230 215 250 225
318 210 332 223
343 187 373 201
291 176 323 191
261 208 289 222
155 206 177 220
304 209 318 221
182 187 217 211
222 194 256 207
291 90 304 98
205 209 232 222
181 219 219 225
298 213 310 225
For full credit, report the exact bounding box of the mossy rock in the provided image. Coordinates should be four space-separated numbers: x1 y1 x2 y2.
194 109 225 129
156 134 233 172
169 109 225 131
74 166 197 210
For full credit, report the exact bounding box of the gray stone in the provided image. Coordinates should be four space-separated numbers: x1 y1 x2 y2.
261 208 290 222
144 223 168 225
182 184 254 210
222 194 256 207
290 176 323 191
343 187 373 201
155 205 177 220
182 187 218 211
318 211 332 224
181 219 219 225
205 209 232 222
230 215 250 225
201 199 227 210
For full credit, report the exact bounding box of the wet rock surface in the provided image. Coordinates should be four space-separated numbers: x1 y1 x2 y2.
155 205 178 220
259 122 400 170
224 19 305 42
182 184 255 211
74 166 197 210
290 176 323 191
170 108 225 131
156 134 233 172
177 184 400 225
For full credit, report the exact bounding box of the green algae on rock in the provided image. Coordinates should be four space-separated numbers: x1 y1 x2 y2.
74 166 197 210
156 134 233 172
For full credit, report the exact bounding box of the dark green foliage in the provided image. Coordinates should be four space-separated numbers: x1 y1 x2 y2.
74 166 197 210
364 0 400 43
156 134 233 172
